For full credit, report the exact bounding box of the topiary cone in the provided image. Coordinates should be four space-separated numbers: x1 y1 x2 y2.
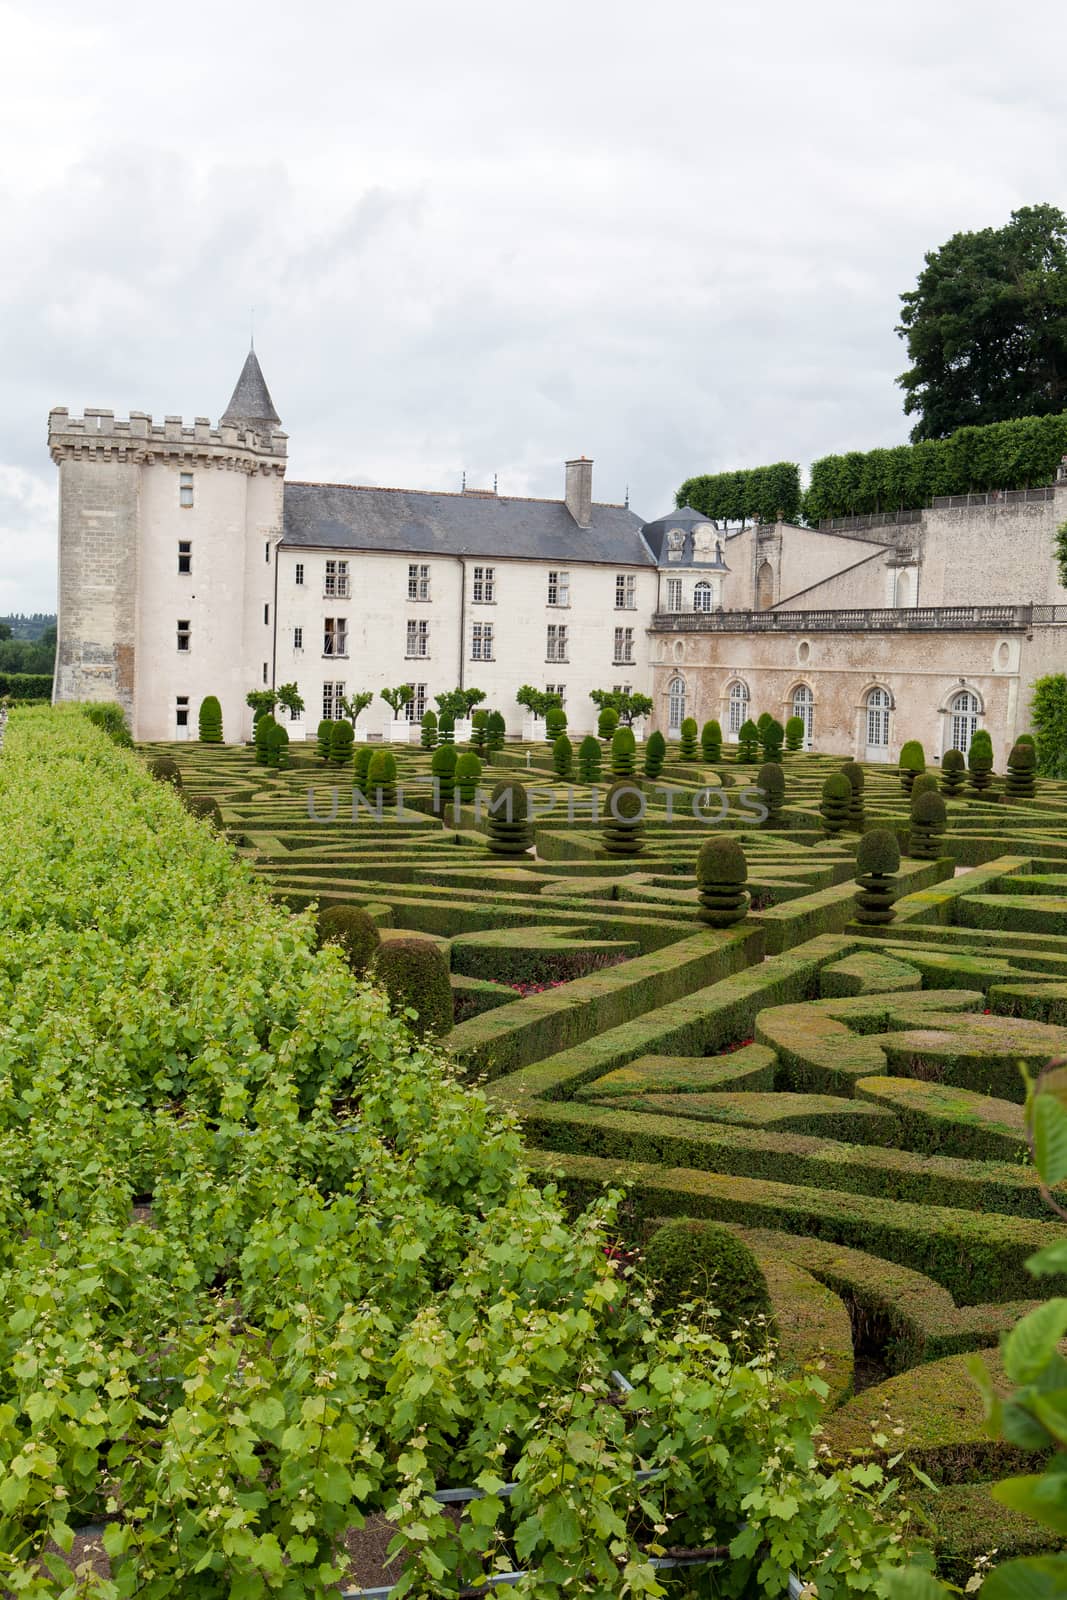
643 729 666 779
908 788 948 859
696 836 748 927
366 749 397 808
756 761 785 828
940 747 966 796
601 782 645 856
577 735 602 782
853 828 900 925
701 719 722 762
679 717 699 760
967 730 994 793
898 740 925 794
610 726 636 777
1006 740 1037 799
487 779 533 856
820 772 851 837
840 761 865 831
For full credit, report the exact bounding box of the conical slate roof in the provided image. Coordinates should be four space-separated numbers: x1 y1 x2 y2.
221 348 281 429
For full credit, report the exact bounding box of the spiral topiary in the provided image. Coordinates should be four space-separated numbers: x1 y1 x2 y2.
470 710 489 752
736 719 760 762
545 705 567 742
437 711 455 745
643 729 666 779
147 754 182 787
840 761 865 831
854 828 900 925
431 743 457 809
967 729 994 793
911 771 939 799
578 735 602 783
316 719 334 761
940 747 966 796
1006 739 1037 799
552 733 573 779
420 709 438 749
760 717 784 762
909 788 948 859
454 751 482 803
597 706 619 739
784 715 805 754
487 779 533 856
486 710 506 754
696 836 748 927
819 771 851 837
678 717 699 760
610 726 636 777
756 762 785 828
329 719 354 765
198 695 223 743
353 744 373 787
264 722 290 769
254 714 275 765
366 749 397 808
601 782 645 857
643 1220 771 1330
373 936 453 1040
181 793 222 827
701 719 722 762
317 904 381 975
898 740 925 794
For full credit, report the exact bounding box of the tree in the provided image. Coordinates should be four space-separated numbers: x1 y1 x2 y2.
246 689 277 722
340 691 373 727
516 685 562 720
276 682 305 719
380 684 414 717
0 622 10 641
897 204 1067 441
589 688 652 726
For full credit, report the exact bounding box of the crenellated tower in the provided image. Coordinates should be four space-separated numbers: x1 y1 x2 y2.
50 350 288 741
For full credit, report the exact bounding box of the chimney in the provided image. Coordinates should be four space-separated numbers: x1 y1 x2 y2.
565 456 593 528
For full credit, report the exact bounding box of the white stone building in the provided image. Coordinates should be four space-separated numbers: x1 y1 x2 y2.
50 348 1067 760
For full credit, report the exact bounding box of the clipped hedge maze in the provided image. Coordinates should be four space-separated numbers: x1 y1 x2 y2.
154 734 1067 1575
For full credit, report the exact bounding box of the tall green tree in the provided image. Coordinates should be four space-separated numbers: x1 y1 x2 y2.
897 204 1067 441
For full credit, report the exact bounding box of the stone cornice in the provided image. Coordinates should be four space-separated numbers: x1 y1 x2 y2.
48 407 287 477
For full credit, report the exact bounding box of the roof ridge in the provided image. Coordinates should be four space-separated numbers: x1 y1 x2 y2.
285 480 629 509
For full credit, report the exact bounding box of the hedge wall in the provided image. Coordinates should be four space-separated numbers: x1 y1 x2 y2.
676 461 802 525
0 672 53 700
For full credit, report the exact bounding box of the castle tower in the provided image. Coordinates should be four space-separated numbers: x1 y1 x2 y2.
51 351 288 741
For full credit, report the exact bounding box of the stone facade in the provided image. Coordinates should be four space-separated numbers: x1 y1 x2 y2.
50 353 1067 755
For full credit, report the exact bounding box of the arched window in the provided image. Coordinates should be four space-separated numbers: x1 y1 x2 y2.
895 569 911 608
792 684 814 744
756 561 774 610
728 680 750 737
949 690 981 753
693 581 712 612
866 687 891 748
667 676 686 734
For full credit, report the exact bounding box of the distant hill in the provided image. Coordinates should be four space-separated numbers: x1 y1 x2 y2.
0 613 56 641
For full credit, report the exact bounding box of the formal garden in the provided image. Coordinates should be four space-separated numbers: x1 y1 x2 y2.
1 701 1065 1597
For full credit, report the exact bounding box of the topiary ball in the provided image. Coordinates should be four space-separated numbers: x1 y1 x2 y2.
181 793 222 827
697 836 748 886
856 827 901 876
373 936 453 1039
317 904 382 975
147 754 182 787
643 1220 771 1330
911 771 939 798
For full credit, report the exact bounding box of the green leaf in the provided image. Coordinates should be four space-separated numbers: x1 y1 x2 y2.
881 1567 950 1599
1032 1094 1067 1187
979 1554 1067 1600
1026 1239 1067 1278
1002 1299 1067 1385
1032 1388 1067 1446
249 1396 286 1431
992 1472 1067 1534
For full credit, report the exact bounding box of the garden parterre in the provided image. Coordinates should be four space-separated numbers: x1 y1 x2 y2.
158 725 1067 1580
0 708 948 1599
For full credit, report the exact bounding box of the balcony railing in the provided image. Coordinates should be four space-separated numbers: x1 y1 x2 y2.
818 487 1056 533
650 603 1064 633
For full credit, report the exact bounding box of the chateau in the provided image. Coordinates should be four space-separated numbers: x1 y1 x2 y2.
51 350 1067 757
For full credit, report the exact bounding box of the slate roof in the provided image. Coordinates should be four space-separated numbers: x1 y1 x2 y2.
221 349 281 429
282 482 656 566
640 503 723 565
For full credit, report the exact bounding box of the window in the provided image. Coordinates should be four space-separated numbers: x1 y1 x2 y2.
546 683 566 706
728 680 750 736
288 699 302 722
408 563 430 601
471 621 494 661
262 661 268 684
179 471 193 509
792 684 814 744
323 617 348 657
293 626 303 651
177 619 191 653
322 681 345 721
406 619 429 658
295 562 304 586
615 573 636 609
613 626 634 664
264 603 270 625
175 695 189 729
612 683 631 696
546 623 568 662
405 683 427 722
949 690 981 752
177 540 192 575
472 565 495 603
324 560 349 598
665 578 683 613
694 581 712 612
866 687 891 748
547 569 570 607
265 541 271 564
667 676 686 733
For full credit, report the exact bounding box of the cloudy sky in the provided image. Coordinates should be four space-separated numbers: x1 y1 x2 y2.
2 0 1065 612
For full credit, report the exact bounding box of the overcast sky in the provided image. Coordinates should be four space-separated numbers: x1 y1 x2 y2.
1 0 1065 612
